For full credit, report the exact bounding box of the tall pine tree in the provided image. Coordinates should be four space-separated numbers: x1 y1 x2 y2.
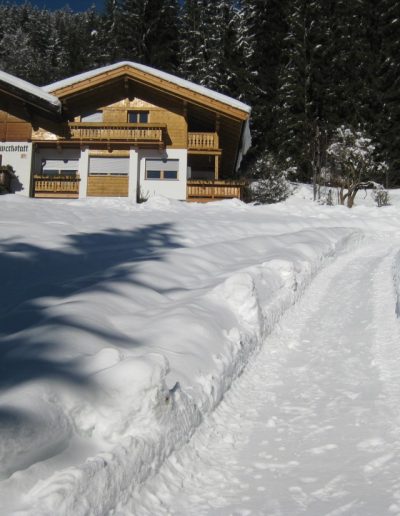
377 0 400 184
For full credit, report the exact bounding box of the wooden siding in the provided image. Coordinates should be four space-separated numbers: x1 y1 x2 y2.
0 111 32 141
87 175 128 197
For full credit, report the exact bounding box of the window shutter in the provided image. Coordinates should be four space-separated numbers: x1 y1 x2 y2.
145 159 179 172
89 157 129 175
42 159 78 171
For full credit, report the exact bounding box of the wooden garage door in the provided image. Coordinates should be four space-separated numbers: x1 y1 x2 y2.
87 157 129 197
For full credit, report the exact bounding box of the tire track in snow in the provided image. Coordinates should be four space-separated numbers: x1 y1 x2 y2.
122 237 400 516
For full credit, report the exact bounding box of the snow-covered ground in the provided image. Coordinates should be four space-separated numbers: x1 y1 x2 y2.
1 186 400 515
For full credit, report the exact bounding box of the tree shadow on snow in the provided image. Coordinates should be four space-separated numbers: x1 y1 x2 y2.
0 222 181 392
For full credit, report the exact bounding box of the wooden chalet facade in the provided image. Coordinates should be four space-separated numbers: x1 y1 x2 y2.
0 62 251 202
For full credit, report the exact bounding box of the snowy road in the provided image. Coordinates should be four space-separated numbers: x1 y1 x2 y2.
126 238 400 516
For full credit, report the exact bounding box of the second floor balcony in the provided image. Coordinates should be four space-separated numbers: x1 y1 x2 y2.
31 122 167 145
188 132 219 152
67 122 166 144
32 124 221 153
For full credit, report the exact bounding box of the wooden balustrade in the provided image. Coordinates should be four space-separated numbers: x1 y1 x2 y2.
188 132 219 150
68 122 165 143
33 175 80 198
187 179 245 202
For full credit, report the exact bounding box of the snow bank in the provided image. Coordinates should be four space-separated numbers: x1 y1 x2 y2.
1 193 398 514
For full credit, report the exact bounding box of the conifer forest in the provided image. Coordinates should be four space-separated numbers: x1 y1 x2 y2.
0 0 399 185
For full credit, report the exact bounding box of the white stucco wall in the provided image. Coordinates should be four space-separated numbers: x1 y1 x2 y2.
138 148 187 201
78 147 89 198
128 147 139 200
0 142 33 196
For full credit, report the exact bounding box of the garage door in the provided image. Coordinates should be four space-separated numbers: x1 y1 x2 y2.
87 157 129 197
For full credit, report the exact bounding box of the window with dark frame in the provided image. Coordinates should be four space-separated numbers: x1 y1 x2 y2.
146 170 161 179
128 111 149 124
145 159 179 180
164 170 178 180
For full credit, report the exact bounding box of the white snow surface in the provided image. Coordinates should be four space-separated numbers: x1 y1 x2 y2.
0 69 61 109
1 187 400 515
43 61 251 115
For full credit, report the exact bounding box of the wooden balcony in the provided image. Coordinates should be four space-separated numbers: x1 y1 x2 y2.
67 122 166 145
33 174 80 198
188 132 219 152
187 179 245 202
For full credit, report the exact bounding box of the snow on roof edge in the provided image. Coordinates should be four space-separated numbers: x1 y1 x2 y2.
0 69 61 110
43 61 251 115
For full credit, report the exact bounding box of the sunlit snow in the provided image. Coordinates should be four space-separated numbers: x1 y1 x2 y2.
1 187 400 515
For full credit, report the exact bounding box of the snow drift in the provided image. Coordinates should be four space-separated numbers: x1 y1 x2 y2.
1 191 399 514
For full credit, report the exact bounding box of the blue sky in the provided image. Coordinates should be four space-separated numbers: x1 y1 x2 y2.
2 0 105 11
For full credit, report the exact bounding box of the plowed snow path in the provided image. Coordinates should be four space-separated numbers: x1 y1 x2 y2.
126 239 400 516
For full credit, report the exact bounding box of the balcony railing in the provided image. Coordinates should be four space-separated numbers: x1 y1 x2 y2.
187 179 245 202
33 174 80 198
67 122 166 143
188 132 219 151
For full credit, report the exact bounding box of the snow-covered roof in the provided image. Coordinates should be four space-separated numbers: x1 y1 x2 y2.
43 61 251 115
0 69 61 112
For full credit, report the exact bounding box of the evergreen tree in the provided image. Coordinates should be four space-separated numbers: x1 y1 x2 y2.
179 1 241 95
179 0 204 82
147 0 180 72
377 0 400 184
239 0 288 153
99 0 122 63
113 0 179 71
328 0 380 130
274 0 329 179
0 27 36 81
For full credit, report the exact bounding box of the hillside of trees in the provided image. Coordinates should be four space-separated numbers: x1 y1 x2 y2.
0 0 399 185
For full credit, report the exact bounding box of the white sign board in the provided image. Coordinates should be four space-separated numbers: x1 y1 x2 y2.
0 142 33 196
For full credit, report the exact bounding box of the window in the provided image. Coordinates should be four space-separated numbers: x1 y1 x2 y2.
146 170 161 180
128 111 149 124
145 159 179 180
164 170 178 180
41 159 78 176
